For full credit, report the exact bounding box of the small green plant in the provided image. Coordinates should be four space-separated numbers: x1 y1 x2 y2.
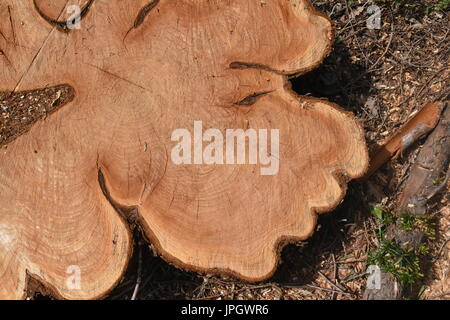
367 239 423 284
426 0 450 13
397 210 435 238
377 0 421 9
347 0 449 15
433 175 446 186
367 206 435 285
397 211 417 231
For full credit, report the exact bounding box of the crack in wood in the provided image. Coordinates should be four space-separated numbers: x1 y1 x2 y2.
133 0 160 29
97 169 139 227
84 62 150 92
229 61 280 74
124 0 160 42
236 91 272 106
33 0 95 33
8 6 16 45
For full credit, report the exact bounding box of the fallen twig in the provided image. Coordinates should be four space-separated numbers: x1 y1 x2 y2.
363 101 449 300
359 102 445 181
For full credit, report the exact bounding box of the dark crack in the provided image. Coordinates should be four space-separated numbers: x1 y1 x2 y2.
33 0 95 33
133 0 160 29
97 169 140 227
124 0 160 42
235 91 272 106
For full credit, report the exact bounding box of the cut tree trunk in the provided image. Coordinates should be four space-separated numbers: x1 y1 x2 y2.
0 0 368 299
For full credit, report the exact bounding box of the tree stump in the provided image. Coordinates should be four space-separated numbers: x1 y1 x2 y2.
0 0 368 299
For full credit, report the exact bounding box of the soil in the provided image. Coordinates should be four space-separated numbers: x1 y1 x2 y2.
1 0 448 300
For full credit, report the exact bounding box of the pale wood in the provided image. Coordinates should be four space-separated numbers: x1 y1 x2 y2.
0 0 368 299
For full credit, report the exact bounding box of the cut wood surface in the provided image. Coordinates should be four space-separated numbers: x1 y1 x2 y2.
0 0 368 299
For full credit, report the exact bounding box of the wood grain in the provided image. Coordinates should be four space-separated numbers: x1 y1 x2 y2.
0 0 368 299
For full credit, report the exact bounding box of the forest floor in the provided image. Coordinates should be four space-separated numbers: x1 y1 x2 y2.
1 0 449 300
